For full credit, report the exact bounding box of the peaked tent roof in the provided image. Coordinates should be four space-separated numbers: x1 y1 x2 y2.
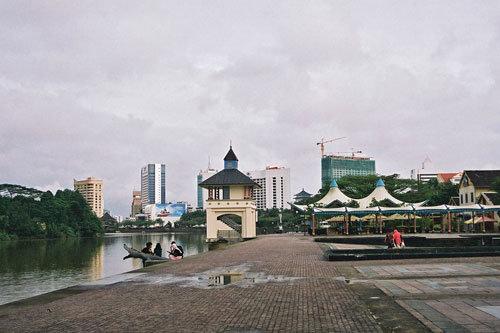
224 147 239 161
356 183 405 208
308 178 425 209
199 168 260 187
316 182 354 206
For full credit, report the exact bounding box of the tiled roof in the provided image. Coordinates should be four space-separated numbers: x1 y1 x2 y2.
437 173 458 183
482 192 500 205
294 189 312 198
464 170 500 188
223 147 238 161
199 168 259 187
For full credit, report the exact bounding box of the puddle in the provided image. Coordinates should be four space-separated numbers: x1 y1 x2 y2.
208 272 255 286
129 263 301 289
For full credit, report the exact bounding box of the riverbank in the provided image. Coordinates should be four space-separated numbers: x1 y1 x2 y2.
2 234 500 332
0 232 207 306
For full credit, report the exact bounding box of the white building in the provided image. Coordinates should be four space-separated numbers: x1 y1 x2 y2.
141 164 166 210
410 157 438 182
246 166 291 210
197 168 218 209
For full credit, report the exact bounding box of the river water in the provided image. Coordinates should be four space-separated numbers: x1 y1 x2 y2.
0 232 207 306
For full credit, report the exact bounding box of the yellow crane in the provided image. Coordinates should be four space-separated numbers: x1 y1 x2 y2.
316 137 346 157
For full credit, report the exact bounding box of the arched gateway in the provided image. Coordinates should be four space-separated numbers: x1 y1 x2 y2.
199 146 260 242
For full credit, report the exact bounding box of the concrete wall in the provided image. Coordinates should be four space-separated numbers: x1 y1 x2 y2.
205 199 256 241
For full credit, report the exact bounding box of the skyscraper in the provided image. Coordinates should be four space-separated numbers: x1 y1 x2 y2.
197 168 218 209
321 155 375 185
74 177 103 217
141 164 166 210
246 166 291 210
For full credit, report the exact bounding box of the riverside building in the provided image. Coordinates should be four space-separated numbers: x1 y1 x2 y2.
141 164 166 210
321 155 376 185
74 177 103 217
246 167 291 210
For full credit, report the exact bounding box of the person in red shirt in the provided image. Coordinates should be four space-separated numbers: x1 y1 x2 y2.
393 229 402 248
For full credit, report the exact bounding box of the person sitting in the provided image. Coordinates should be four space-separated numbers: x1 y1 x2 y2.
168 241 183 260
142 242 153 254
154 243 162 257
385 231 394 249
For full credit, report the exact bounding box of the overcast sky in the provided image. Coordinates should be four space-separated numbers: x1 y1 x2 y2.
1 1 500 216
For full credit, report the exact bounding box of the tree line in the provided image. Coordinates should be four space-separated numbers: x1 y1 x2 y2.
0 184 103 240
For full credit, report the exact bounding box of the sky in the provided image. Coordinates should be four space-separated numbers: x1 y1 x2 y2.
1 1 500 216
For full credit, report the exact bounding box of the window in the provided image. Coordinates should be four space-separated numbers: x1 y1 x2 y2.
465 193 468 203
470 192 474 203
223 186 230 200
460 194 463 204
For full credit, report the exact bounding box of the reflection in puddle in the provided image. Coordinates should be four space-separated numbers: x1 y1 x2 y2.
208 272 255 286
130 263 301 289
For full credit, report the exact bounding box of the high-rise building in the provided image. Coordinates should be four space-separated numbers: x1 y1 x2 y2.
141 164 166 210
321 155 375 185
246 166 291 210
197 168 218 209
74 177 103 217
131 190 142 217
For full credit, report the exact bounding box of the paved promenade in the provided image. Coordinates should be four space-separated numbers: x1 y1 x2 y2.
2 235 500 332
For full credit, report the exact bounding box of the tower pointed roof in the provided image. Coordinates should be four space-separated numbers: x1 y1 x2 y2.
330 179 338 187
224 146 238 162
376 178 385 187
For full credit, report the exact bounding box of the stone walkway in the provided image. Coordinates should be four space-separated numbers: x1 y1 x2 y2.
0 235 382 332
2 234 500 332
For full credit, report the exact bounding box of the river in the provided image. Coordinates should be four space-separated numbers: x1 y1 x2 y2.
0 232 207 305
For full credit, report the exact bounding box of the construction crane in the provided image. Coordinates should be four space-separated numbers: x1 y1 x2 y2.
316 137 346 157
334 150 363 157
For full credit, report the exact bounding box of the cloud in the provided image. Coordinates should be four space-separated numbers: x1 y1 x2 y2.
1 1 500 215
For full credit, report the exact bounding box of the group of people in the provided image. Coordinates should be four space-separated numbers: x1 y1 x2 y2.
141 241 184 260
385 229 405 248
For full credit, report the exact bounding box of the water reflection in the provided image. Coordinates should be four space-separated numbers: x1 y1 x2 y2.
0 232 207 305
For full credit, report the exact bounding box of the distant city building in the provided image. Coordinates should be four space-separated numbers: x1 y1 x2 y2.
437 172 462 185
197 168 218 209
113 215 124 223
294 189 312 202
321 155 375 184
131 190 142 217
141 164 166 210
246 166 291 210
74 177 103 217
410 157 438 182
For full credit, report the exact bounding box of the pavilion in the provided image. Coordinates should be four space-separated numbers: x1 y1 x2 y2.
290 178 500 235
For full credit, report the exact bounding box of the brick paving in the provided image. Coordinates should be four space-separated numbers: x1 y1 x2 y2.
4 235 500 332
0 235 383 332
